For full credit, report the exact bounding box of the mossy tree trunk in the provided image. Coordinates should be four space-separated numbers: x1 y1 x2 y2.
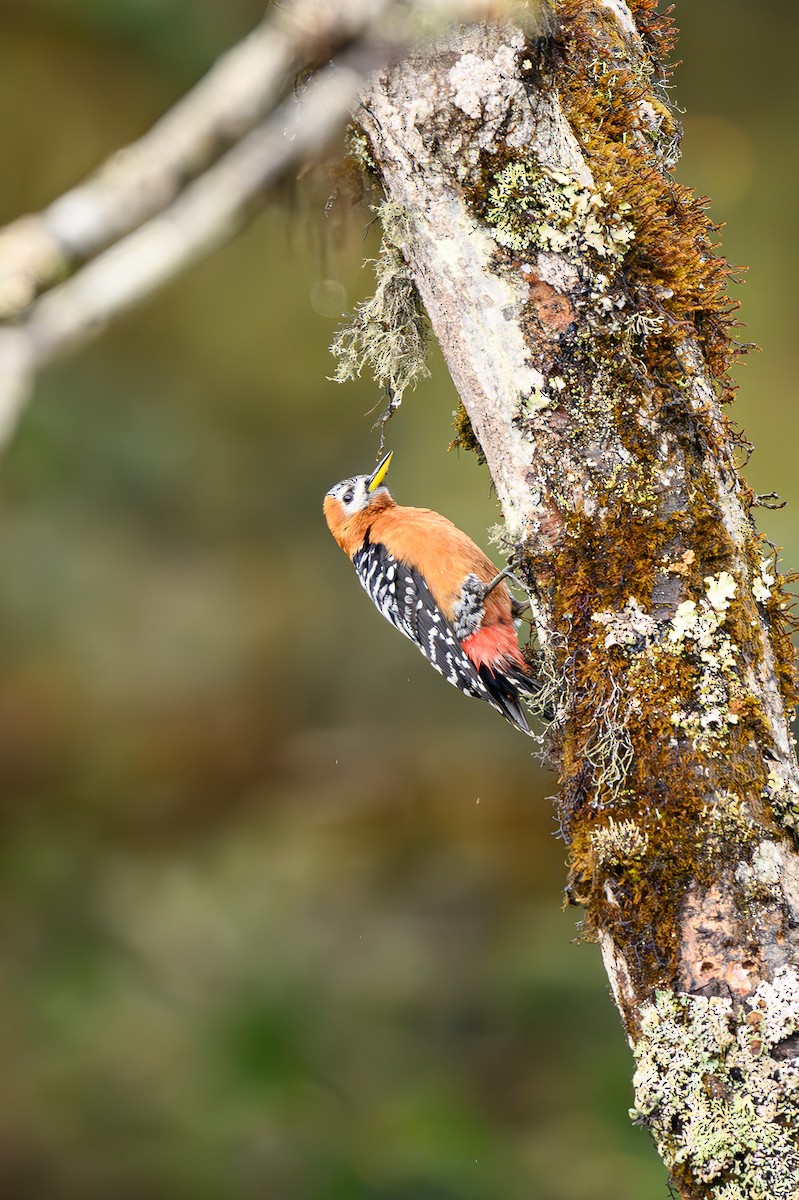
354 1 799 1195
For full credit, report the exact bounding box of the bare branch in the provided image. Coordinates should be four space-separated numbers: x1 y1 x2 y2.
0 21 289 317
0 55 374 444
0 0 519 447
0 0 413 318
0 0 512 321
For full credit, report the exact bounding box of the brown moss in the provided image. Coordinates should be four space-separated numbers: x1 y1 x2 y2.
449 401 485 461
555 0 743 405
520 457 779 989
561 617 772 993
624 0 680 62
564 653 709 988
767 569 799 711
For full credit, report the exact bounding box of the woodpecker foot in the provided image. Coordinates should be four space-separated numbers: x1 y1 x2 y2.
483 567 530 621
481 565 515 598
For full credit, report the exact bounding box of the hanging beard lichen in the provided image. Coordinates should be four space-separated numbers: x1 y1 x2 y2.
330 200 430 410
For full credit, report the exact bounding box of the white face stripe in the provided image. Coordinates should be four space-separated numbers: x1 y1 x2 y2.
326 474 390 518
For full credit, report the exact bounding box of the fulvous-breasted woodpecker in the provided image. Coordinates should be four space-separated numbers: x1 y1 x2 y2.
323 451 537 735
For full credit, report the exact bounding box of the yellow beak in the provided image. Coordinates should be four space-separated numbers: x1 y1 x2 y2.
367 450 393 493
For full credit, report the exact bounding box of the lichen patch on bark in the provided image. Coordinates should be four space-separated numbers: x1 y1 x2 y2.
631 976 799 1198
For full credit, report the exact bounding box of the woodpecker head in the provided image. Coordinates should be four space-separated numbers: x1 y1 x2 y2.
323 450 394 552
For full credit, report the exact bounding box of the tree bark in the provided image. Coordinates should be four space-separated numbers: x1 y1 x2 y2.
2 0 799 1193
356 2 799 1196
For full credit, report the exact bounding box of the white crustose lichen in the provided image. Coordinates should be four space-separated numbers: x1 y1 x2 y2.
591 572 746 753
667 572 741 748
631 972 799 1198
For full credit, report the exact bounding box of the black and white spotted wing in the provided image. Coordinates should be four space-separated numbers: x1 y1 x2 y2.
351 539 531 735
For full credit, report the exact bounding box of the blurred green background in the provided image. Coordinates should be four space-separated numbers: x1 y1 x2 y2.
0 1 795 1196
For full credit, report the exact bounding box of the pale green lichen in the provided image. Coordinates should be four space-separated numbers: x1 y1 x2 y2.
582 672 635 801
625 310 667 340
700 791 760 874
487 520 514 558
519 371 569 415
522 382 559 413
330 200 430 407
667 572 742 749
735 840 784 901
484 159 634 263
631 973 799 1198
586 574 750 795
753 559 777 606
703 790 757 843
704 570 738 613
593 596 657 649
765 765 799 838
345 124 376 173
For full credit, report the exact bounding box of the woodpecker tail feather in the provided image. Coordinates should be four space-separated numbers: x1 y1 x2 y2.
506 660 556 724
505 661 542 695
477 662 533 736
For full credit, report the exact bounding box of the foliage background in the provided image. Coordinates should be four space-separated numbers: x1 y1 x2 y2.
0 1 796 1196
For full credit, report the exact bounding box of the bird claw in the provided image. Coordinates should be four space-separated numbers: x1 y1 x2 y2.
483 566 531 621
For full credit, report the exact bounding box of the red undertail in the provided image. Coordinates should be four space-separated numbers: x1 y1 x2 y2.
461 623 529 674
